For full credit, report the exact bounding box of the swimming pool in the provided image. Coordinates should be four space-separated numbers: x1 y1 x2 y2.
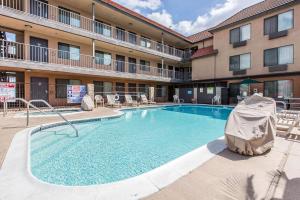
30 105 232 186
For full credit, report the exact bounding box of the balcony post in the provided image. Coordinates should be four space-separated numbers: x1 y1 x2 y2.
92 3 95 32
24 0 28 12
161 58 164 77
92 39 95 68
161 32 164 53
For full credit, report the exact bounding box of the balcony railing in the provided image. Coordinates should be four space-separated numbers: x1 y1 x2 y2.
1 0 185 59
0 40 190 80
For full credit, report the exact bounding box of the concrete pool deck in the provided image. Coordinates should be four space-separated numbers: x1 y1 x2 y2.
0 105 300 200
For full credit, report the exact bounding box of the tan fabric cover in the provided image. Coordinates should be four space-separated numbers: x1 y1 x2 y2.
225 94 277 156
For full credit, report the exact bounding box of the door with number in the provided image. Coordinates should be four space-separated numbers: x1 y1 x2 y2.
30 77 49 106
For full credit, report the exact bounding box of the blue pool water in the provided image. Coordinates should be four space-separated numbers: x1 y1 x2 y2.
30 105 232 186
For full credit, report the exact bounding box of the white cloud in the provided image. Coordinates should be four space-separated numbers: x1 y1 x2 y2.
146 0 263 36
113 0 162 11
147 10 174 28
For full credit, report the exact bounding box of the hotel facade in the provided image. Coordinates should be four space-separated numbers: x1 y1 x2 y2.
0 0 299 106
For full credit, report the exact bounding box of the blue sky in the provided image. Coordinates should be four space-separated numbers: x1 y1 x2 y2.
113 0 263 36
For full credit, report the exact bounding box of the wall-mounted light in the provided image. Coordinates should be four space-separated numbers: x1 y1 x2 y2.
24 24 32 29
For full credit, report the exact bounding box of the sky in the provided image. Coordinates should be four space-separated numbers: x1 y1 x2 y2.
112 0 264 36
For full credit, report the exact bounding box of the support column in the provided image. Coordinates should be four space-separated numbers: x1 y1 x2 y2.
92 39 95 67
24 0 28 12
161 58 164 77
92 3 95 32
161 32 164 53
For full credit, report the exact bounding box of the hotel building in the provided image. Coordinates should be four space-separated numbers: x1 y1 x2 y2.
0 0 299 106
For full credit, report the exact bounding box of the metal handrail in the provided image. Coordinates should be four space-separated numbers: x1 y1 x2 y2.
0 40 191 80
7 98 79 137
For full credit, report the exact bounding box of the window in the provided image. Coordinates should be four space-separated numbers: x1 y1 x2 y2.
229 53 251 71
116 55 125 72
58 43 80 61
55 79 81 98
264 10 293 35
140 60 150 71
59 7 80 27
103 82 113 95
140 37 151 48
264 80 293 98
156 85 162 97
93 81 103 94
128 57 136 73
264 45 293 66
1 32 17 55
95 51 111 65
95 20 111 37
230 24 251 43
116 27 125 41
128 32 137 44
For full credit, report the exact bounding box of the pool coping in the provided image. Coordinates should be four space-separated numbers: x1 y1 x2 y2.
0 105 228 200
13 108 85 118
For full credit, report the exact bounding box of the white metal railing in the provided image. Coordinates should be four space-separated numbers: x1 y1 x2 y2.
0 40 190 80
2 98 79 137
1 0 185 58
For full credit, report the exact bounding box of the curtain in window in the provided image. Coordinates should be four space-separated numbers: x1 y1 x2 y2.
229 55 240 71
278 11 293 32
264 48 278 66
95 51 104 64
279 45 293 65
240 24 251 41
70 46 80 61
264 16 278 34
278 80 292 98
70 13 80 27
240 54 251 69
103 82 112 96
230 28 240 43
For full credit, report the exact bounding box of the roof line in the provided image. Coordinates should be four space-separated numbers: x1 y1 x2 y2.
95 0 192 43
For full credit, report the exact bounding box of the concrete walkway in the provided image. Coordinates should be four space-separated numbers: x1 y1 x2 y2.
145 137 300 200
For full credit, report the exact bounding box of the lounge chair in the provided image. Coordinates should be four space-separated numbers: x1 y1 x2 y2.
125 94 138 106
276 111 300 136
140 94 156 104
106 94 121 107
173 95 184 104
212 95 221 105
94 95 104 108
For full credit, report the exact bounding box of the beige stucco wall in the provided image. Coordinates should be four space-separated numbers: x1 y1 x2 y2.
192 56 215 80
213 4 300 79
191 3 300 81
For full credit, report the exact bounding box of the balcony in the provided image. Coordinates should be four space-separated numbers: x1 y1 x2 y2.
0 0 184 61
0 40 190 82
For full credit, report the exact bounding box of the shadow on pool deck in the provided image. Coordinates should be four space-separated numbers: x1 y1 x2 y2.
145 137 300 200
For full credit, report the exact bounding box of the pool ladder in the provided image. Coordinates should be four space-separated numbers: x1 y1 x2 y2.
3 98 79 137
